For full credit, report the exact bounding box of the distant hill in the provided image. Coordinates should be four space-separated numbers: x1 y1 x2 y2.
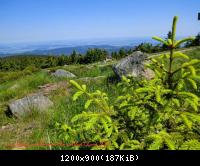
23 45 133 56
0 45 133 57
0 37 157 56
0 53 7 57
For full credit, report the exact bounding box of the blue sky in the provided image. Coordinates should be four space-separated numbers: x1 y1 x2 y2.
0 0 199 43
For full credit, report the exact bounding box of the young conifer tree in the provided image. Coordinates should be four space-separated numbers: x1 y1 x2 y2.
56 16 200 150
151 16 197 89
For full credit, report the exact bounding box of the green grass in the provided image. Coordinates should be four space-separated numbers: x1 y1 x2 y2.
0 72 54 103
0 61 118 149
0 48 199 150
185 47 200 59
49 62 115 78
40 77 120 150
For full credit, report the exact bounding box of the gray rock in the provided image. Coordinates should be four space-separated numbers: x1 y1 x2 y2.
113 51 154 80
51 69 76 78
8 94 53 118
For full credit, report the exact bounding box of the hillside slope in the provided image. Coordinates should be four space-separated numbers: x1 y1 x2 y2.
0 47 200 150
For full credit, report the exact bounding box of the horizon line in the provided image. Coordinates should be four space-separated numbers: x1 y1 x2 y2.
0 35 194 45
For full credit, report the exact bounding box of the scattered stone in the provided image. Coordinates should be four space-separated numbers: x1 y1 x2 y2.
38 83 58 96
8 94 53 118
51 69 76 78
112 51 154 80
38 81 68 96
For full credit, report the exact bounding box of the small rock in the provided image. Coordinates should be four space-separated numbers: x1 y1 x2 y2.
38 82 68 96
8 94 53 118
51 69 76 78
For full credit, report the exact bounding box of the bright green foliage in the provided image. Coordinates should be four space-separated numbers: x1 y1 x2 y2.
179 140 200 150
56 16 200 150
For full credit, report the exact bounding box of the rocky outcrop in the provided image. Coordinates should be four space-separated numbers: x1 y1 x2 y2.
112 51 154 80
51 69 76 78
8 94 53 118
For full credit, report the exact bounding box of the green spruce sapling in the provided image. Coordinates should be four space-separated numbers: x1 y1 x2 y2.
56 16 200 150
